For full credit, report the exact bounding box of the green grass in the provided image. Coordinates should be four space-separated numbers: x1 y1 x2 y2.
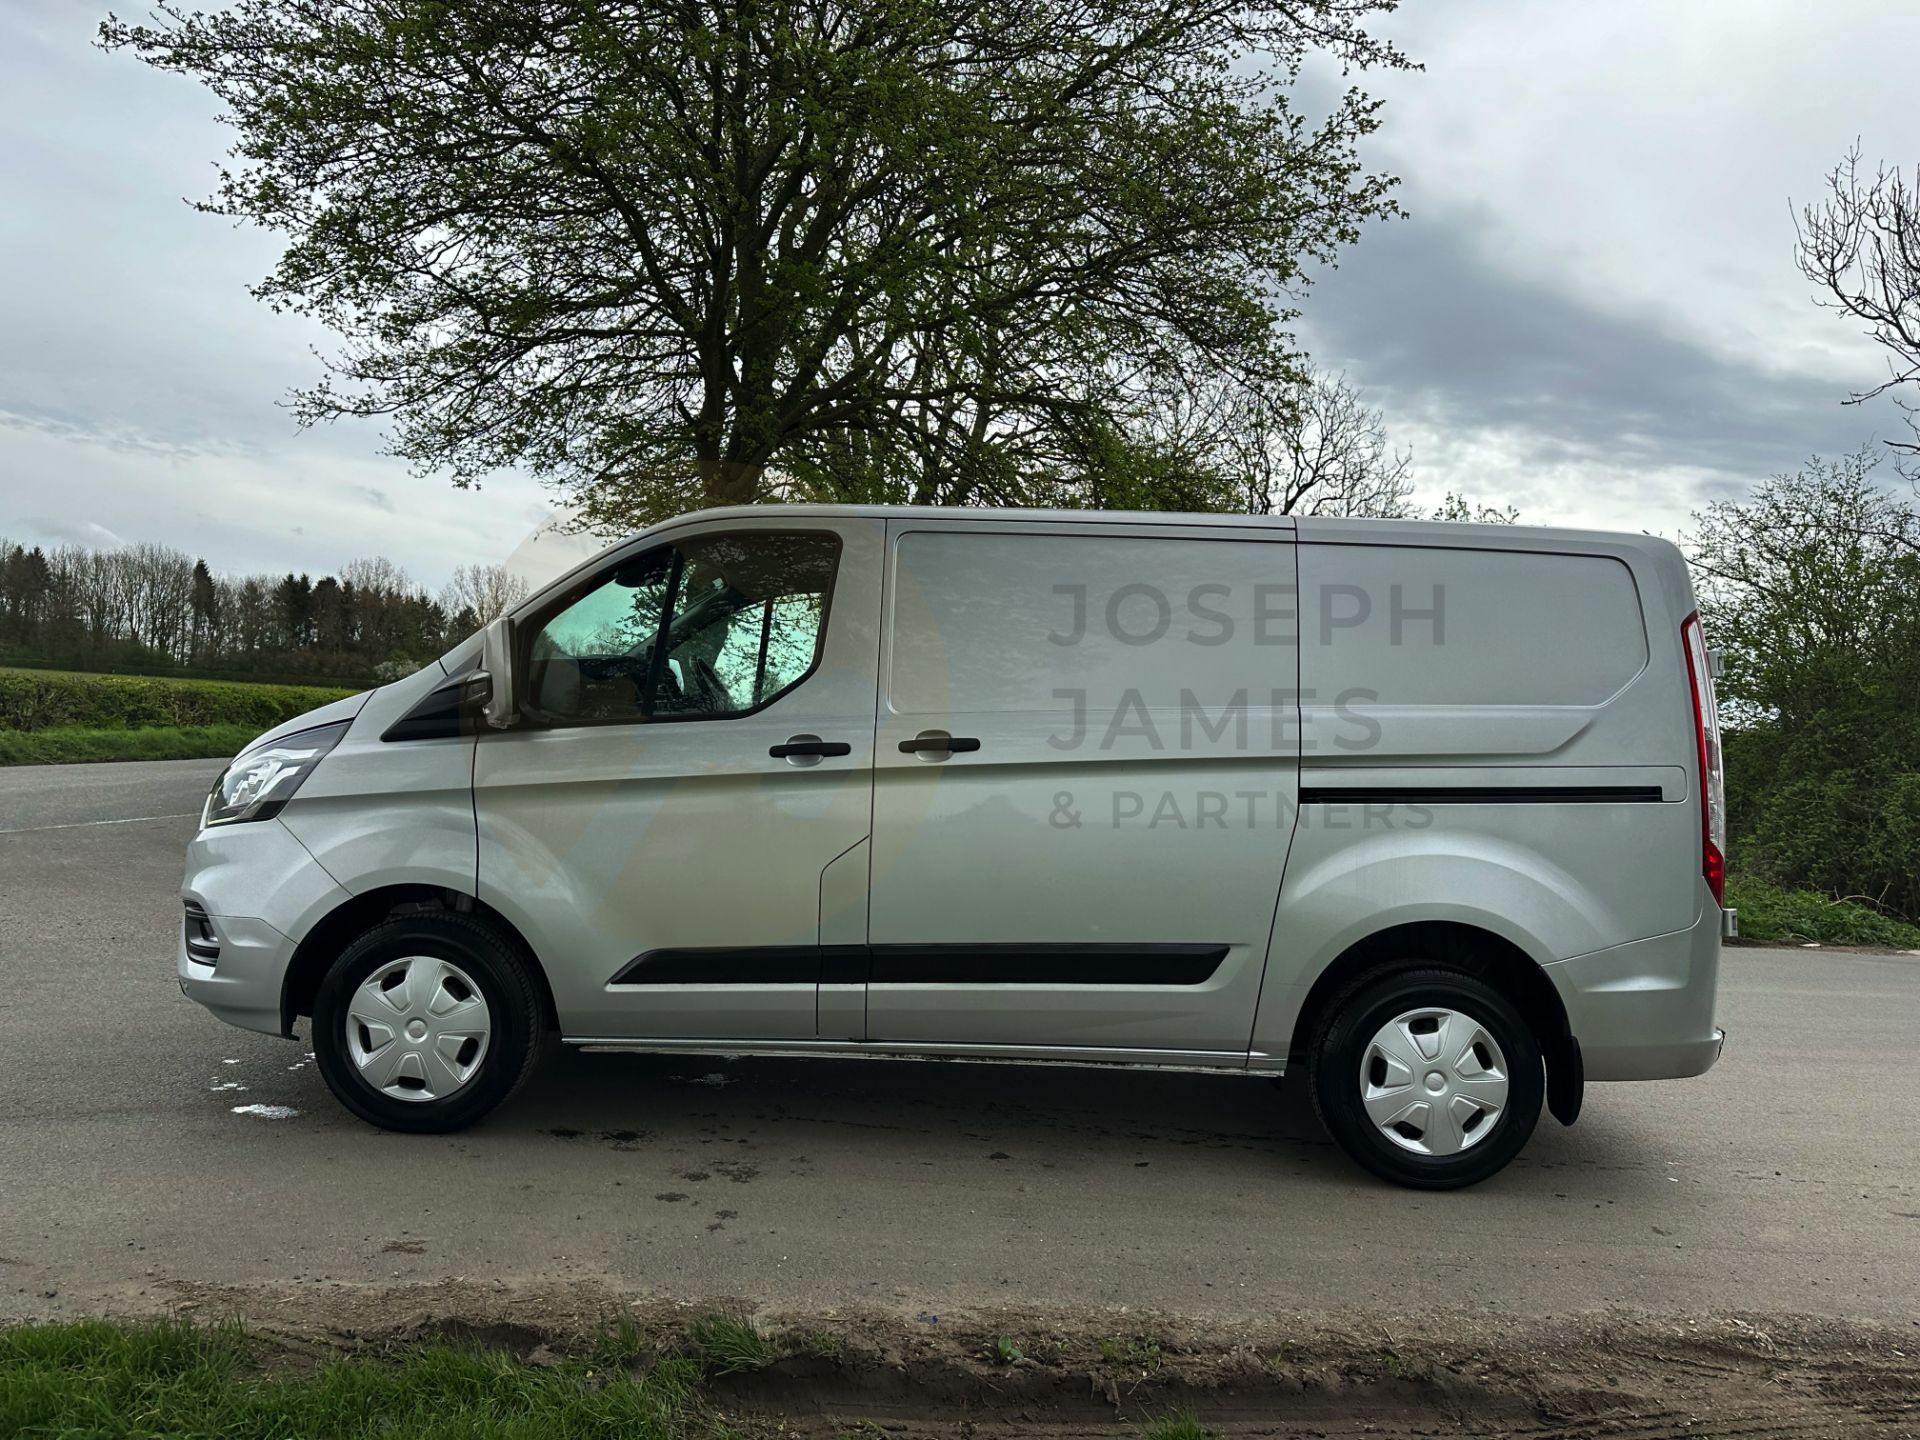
683 1315 771 1376
0 1319 715 1439
0 666 354 734
1139 1413 1215 1440
1726 873 1920 948
0 722 260 766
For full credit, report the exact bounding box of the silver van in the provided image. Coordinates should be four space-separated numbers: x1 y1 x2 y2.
179 507 1728 1188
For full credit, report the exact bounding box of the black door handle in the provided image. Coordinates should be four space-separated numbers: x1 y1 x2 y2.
770 737 852 758
898 734 981 754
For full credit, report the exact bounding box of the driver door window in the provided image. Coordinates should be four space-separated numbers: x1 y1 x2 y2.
523 531 838 726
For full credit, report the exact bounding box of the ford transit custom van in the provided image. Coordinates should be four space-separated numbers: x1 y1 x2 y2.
178 507 1728 1188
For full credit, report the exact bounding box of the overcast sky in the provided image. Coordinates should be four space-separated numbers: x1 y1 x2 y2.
1 1 1915 592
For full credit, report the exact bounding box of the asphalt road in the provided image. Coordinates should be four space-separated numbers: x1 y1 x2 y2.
2 758 1917 1325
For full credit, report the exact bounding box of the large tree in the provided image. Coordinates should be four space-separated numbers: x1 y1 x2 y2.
102 0 1409 527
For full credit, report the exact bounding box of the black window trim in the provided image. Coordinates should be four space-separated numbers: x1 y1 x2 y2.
508 526 843 733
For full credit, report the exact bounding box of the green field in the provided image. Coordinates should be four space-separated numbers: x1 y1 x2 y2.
0 667 355 766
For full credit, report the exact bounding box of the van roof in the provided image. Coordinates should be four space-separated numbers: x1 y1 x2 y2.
638 502 1671 555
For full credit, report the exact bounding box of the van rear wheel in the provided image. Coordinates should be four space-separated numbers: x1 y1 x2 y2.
312 912 546 1133
1309 967 1542 1189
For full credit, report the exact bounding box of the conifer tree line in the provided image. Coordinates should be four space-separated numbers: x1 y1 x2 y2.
0 538 524 683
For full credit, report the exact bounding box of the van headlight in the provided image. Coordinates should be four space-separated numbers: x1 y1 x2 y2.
203 721 350 827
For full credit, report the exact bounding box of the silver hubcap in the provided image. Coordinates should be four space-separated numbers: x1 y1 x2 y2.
345 956 491 1102
1360 1007 1509 1157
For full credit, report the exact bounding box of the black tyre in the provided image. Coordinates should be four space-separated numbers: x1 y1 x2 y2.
312 911 547 1133
1309 966 1542 1189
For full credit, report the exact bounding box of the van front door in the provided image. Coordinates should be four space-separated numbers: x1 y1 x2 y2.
861 519 1301 1059
474 519 882 1041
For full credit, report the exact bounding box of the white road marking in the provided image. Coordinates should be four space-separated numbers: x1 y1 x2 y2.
0 812 195 835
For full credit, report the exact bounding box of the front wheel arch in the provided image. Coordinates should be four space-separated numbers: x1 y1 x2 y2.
281 885 557 1039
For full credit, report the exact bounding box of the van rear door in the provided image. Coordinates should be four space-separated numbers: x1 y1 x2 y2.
856 517 1299 1058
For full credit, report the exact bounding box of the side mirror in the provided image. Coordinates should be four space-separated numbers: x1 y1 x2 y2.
478 616 516 729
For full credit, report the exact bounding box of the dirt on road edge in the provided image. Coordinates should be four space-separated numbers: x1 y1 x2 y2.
93 1279 1915 1436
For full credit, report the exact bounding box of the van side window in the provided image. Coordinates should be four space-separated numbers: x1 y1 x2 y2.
654 532 837 717
523 531 838 726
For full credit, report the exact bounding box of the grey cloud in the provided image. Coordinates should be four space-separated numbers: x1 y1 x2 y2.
1300 205 1904 485
15 516 128 549
0 408 201 461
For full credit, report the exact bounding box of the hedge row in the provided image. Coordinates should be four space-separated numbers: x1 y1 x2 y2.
0 723 263 766
0 667 357 734
1724 874 1920 949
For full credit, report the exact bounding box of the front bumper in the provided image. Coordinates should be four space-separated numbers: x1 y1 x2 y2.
177 913 299 1035
1545 890 1725 1082
178 816 349 1036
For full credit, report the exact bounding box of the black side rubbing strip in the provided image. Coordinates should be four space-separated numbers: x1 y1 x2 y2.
1298 785 1664 805
868 943 1227 986
609 946 819 986
819 945 871 986
609 943 1228 988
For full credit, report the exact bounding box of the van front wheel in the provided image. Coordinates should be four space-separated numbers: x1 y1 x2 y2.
1309 967 1542 1189
312 912 546 1133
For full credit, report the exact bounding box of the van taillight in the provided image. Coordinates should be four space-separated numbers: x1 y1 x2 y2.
1681 612 1726 906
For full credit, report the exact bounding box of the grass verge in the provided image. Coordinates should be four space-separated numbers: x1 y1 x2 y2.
0 1319 710 1440
0 1317 1224 1439
3 1311 1904 1438
1726 873 1920 948
0 722 258 766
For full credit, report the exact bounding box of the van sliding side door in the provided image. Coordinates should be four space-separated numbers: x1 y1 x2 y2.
860 518 1301 1058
